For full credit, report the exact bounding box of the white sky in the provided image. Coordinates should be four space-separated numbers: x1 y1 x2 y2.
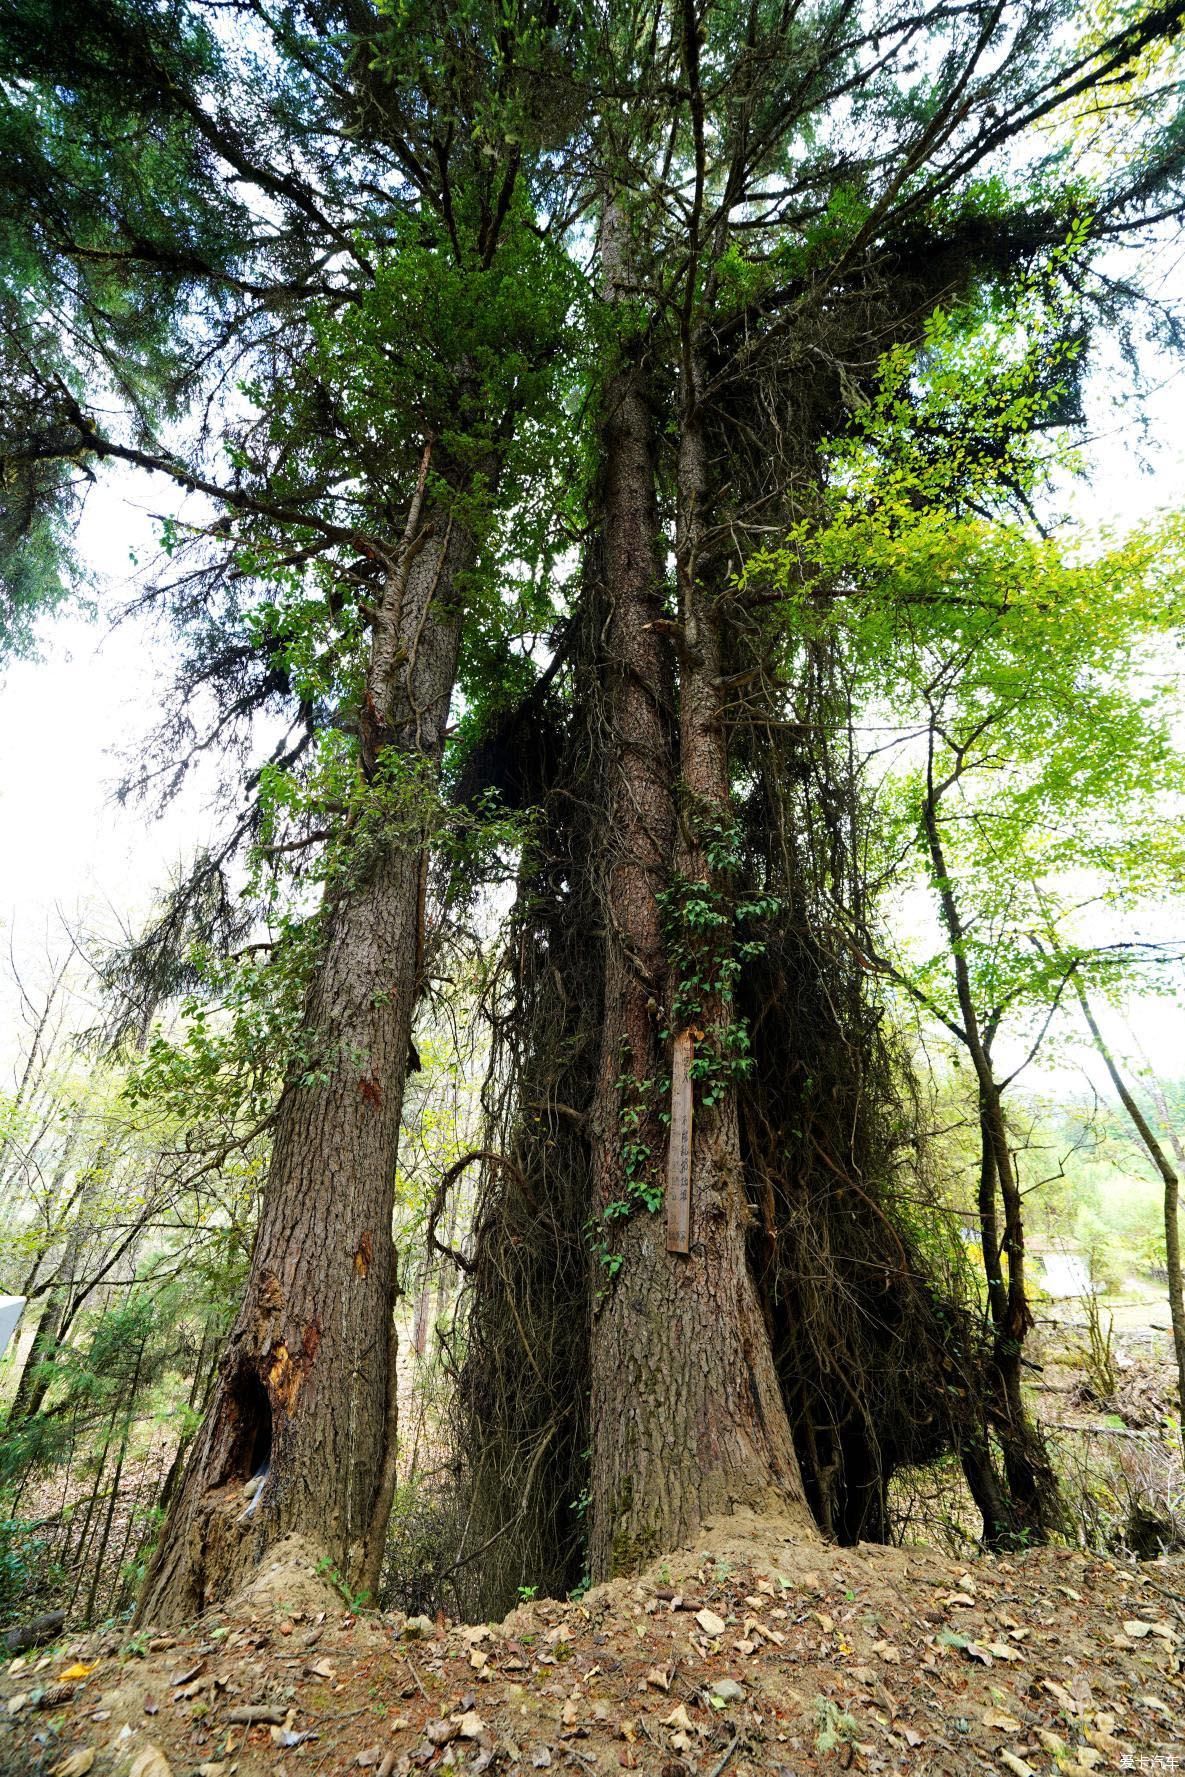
1 282 1184 1100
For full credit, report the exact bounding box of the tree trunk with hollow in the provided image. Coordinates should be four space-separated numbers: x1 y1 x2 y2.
138 506 468 1625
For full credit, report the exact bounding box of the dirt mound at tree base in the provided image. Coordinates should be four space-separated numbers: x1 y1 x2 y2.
4 1529 1185 1776
227 1536 349 1622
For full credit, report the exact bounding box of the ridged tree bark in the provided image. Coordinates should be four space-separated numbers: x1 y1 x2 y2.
588 209 814 1580
139 491 469 1625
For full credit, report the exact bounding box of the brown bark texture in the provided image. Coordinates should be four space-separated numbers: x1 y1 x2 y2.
587 216 813 1579
138 508 468 1625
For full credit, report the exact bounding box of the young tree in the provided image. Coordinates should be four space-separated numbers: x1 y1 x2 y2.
745 295 1185 1539
1072 987 1185 1452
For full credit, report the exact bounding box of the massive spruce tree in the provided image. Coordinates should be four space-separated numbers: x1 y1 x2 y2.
1 0 582 1620
4 0 1185 1621
458 0 1185 1587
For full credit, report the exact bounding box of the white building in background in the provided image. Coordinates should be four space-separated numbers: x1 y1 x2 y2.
1028 1241 1095 1298
0 1295 25 1359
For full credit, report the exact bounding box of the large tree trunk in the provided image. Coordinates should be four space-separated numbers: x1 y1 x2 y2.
138 498 468 1624
586 224 680 1578
587 224 813 1576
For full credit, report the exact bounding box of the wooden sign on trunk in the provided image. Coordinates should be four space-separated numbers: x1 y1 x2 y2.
666 1029 694 1254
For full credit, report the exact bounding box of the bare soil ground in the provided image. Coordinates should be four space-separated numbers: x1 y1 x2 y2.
4 1517 1185 1777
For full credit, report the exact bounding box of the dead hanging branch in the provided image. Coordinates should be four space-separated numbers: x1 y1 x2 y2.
692 339 1004 1545
437 581 607 1621
437 215 1048 1597
426 1148 529 1273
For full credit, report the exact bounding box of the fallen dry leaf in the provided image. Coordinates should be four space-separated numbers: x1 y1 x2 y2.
52 1751 95 1777
58 1663 97 1682
173 1676 209 1700
999 1754 1036 1777
983 1712 1022 1734
128 1746 172 1777
695 1608 726 1637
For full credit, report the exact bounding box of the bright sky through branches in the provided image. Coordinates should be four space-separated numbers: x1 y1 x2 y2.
2 333 1184 1092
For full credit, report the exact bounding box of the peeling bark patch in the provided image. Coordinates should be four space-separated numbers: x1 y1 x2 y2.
359 1075 383 1110
266 1342 305 1413
354 1232 374 1278
301 1320 321 1364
